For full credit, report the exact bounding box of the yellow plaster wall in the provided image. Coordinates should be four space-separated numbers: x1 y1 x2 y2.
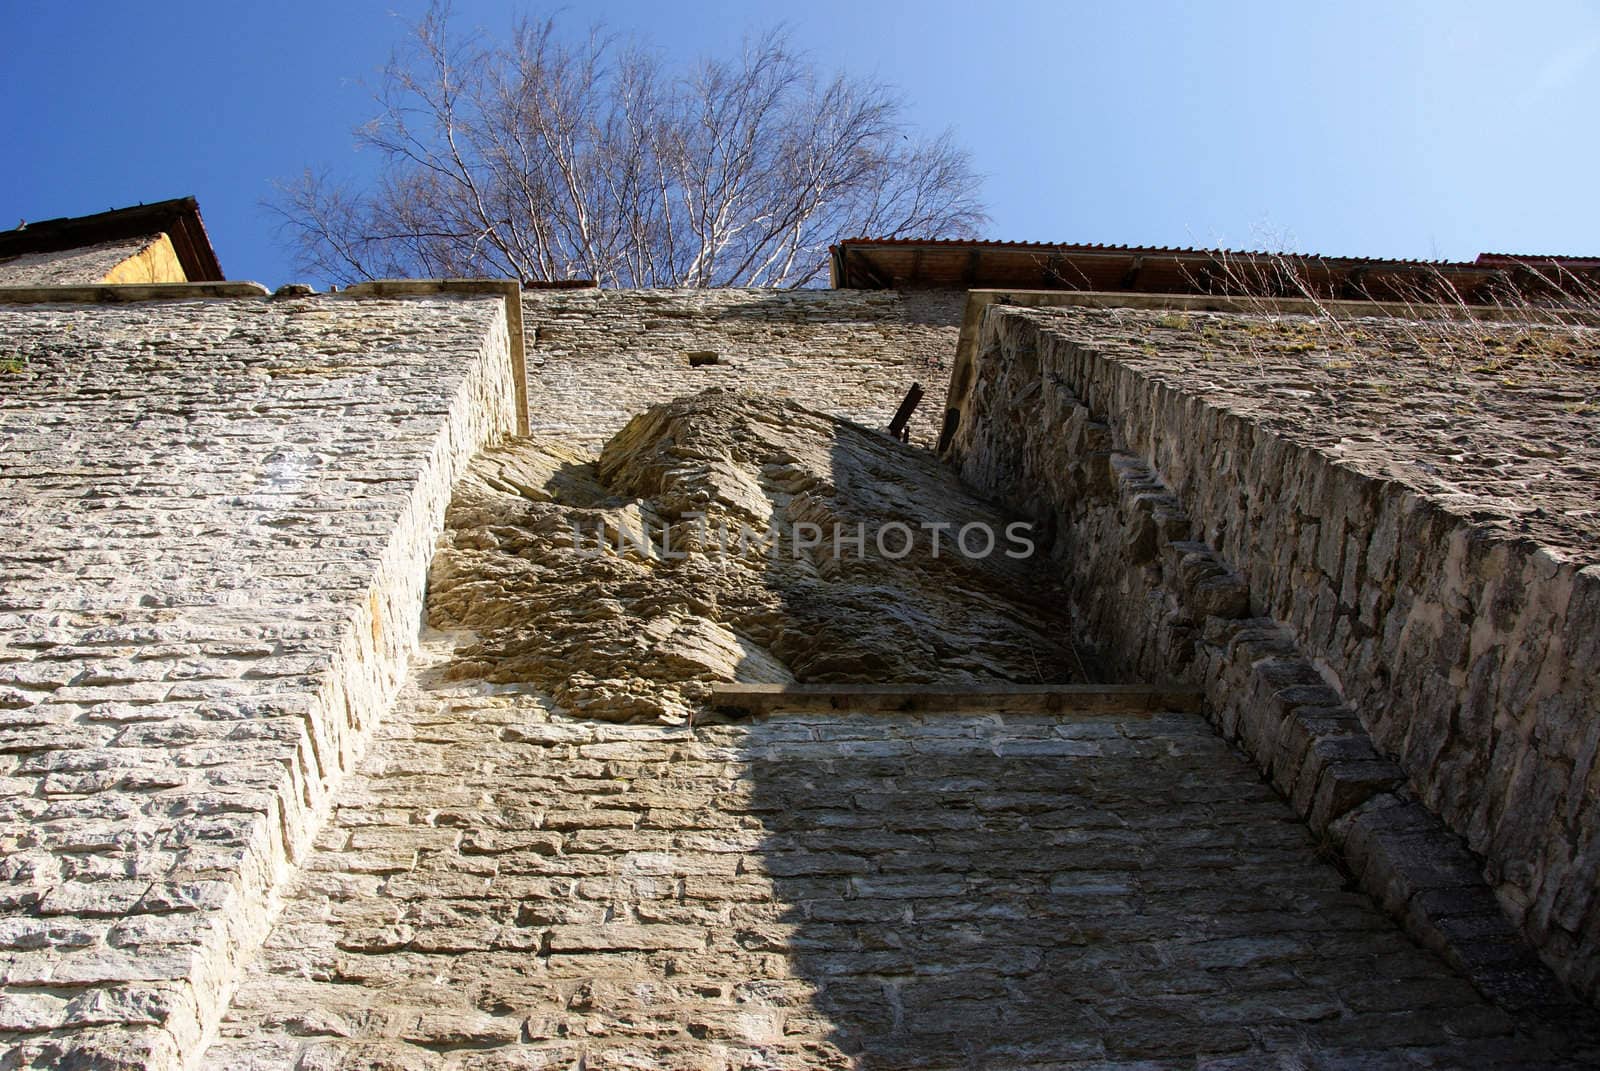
99 232 188 283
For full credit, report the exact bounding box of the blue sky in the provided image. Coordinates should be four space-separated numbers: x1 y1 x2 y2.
5 1 1598 288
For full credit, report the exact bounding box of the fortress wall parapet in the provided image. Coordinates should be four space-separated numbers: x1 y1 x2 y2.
0 286 519 1068
948 300 1600 1005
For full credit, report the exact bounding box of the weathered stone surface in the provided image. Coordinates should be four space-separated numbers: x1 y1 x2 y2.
8 278 1598 1070
201 638 1599 1069
522 287 962 447
427 390 1081 723
0 293 521 1067
947 302 1600 1005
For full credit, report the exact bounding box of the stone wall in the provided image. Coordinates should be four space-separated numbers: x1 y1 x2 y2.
0 289 520 1068
947 301 1600 1003
200 637 1589 1069
522 287 962 449
423 391 1084 726
8 275 1595 1067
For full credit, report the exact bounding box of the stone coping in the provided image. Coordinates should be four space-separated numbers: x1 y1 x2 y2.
0 277 530 435
941 287 1600 455
0 282 272 301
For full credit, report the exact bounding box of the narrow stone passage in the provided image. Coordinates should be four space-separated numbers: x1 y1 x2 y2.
201 638 1589 1070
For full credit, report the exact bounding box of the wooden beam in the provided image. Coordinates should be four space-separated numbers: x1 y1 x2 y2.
886 382 924 441
845 248 892 289
963 248 982 286
709 682 1204 716
935 406 961 457
1120 255 1145 291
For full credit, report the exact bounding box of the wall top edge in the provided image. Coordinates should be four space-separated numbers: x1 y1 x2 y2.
0 278 537 306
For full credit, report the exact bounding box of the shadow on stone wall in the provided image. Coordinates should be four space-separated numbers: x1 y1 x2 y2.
743 731 1122 1066
946 306 1600 1010
725 411 1599 1067
733 707 1583 1067
196 389 1600 1069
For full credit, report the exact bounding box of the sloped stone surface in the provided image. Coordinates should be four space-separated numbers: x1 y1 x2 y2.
427 390 1081 723
0 293 520 1069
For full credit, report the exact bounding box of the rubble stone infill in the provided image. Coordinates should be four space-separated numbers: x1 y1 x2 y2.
427 391 1082 724
200 638 1599 1070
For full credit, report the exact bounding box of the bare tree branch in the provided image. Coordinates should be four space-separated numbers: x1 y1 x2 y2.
269 2 987 288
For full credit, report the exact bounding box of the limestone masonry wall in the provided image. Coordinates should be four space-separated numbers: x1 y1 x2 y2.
0 292 518 1069
949 303 1600 1004
204 639 1565 1069
7 277 1596 1067
522 287 962 449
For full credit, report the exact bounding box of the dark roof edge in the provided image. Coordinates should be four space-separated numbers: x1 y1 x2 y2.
0 197 225 282
832 237 1600 270
829 239 1600 300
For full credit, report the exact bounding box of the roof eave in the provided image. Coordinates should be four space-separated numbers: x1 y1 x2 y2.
0 197 225 282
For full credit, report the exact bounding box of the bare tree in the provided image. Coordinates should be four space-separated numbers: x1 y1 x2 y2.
272 5 987 288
